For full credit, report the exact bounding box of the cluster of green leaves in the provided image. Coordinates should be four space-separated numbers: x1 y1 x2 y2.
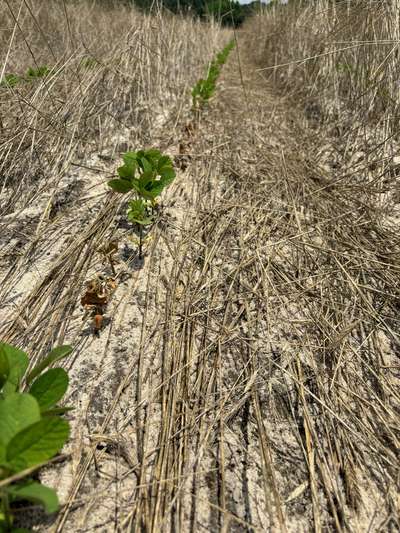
0 66 50 89
192 40 235 109
0 57 100 89
108 149 176 226
0 74 19 88
0 343 72 532
216 40 235 66
26 66 50 80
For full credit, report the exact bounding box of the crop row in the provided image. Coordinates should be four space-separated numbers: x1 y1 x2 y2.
192 40 235 108
0 59 98 89
0 40 234 533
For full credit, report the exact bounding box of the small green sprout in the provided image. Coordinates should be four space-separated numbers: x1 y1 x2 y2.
108 149 176 258
0 66 51 90
26 66 50 80
0 343 72 532
127 199 154 226
0 74 20 88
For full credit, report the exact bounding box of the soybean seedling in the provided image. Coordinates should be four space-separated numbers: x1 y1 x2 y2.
0 343 72 532
0 74 20 88
26 66 50 80
108 149 176 258
0 65 51 90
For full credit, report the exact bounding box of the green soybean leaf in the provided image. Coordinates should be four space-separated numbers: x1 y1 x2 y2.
6 417 70 472
145 148 161 159
26 66 49 80
139 170 154 183
140 157 153 173
146 181 165 197
122 152 138 165
26 345 72 385
0 343 29 396
130 179 141 195
128 198 145 214
108 179 132 193
117 162 136 180
29 369 69 411
0 73 20 88
6 481 59 514
132 217 153 226
138 171 157 198
127 212 153 225
0 394 41 463
127 199 153 226
0 350 10 389
117 166 131 179
127 214 153 225
0 441 5 465
157 155 172 171
141 189 158 200
159 167 175 183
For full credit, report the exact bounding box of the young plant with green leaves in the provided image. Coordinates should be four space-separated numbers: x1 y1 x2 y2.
108 149 176 257
0 74 20 88
26 66 50 80
0 66 50 90
0 343 72 532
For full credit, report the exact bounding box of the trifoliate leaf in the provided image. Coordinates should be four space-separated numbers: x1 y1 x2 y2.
108 179 133 193
0 393 41 462
6 417 70 472
29 368 69 411
0 343 29 396
6 481 59 514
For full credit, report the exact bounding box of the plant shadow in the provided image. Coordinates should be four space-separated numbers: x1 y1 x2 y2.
121 243 145 272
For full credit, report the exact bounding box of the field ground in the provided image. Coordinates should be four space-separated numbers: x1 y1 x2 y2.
0 2 399 532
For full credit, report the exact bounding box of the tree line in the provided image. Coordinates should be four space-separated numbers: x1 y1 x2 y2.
118 0 265 27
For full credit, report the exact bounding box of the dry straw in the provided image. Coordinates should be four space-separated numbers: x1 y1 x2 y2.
0 0 399 531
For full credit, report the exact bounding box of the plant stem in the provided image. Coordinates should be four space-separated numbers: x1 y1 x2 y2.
138 225 143 259
108 256 116 276
1 491 11 530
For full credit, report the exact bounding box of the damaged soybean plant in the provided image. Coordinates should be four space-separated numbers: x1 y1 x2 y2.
108 149 176 258
0 343 72 532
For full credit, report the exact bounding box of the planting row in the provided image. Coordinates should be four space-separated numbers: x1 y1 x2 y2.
0 40 234 532
192 40 235 108
0 58 99 88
